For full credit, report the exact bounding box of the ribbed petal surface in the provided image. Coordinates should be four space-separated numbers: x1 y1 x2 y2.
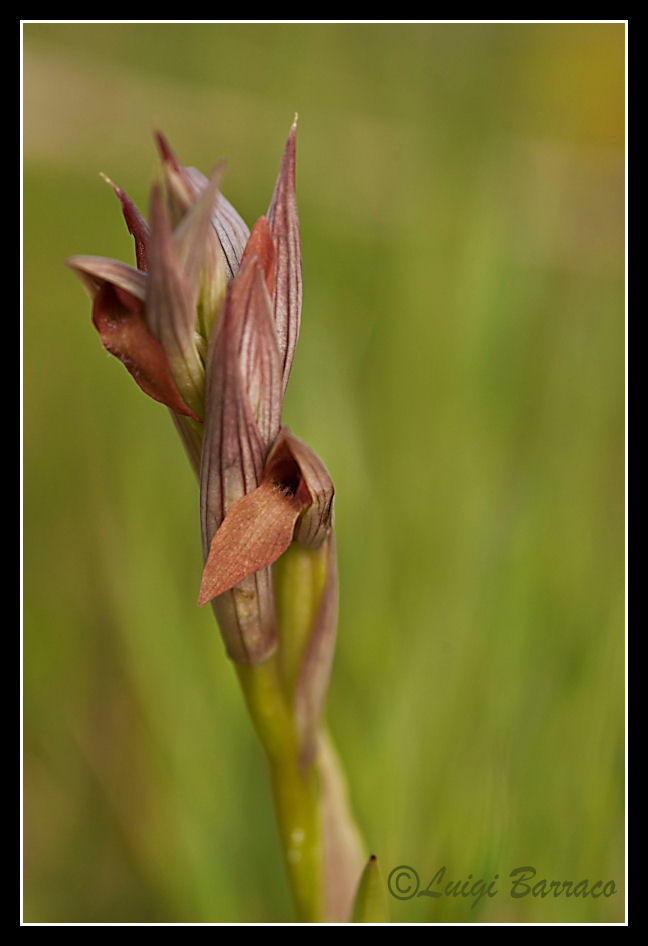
145 185 205 420
267 119 302 395
200 256 283 663
155 130 250 281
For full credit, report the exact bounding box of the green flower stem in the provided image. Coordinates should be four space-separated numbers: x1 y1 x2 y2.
273 540 329 695
175 418 327 919
236 657 323 923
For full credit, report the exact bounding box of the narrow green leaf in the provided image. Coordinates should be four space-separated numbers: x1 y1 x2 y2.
351 855 389 923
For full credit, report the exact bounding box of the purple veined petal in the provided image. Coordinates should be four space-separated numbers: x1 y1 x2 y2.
235 257 283 453
199 256 283 664
172 162 224 289
200 256 282 549
100 173 150 272
208 569 277 665
145 184 205 420
185 167 251 282
66 255 200 422
155 131 250 281
172 162 228 338
266 117 303 395
240 215 278 308
170 411 203 480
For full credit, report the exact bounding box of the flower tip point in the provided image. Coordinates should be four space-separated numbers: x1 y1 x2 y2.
207 159 227 189
99 172 125 201
153 129 180 171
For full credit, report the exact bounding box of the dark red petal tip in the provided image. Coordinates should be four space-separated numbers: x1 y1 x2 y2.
100 173 149 272
153 129 181 172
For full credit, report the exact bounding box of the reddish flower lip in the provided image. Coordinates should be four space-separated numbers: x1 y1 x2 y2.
66 254 201 422
197 479 304 607
198 425 335 607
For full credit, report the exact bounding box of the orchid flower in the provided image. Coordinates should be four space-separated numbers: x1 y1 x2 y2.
69 120 333 656
68 121 368 922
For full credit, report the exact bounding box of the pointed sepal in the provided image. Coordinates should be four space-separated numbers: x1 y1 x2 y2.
145 184 206 420
100 173 150 272
172 161 229 340
267 118 302 395
155 130 250 281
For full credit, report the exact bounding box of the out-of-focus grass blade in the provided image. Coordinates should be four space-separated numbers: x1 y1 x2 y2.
352 855 389 923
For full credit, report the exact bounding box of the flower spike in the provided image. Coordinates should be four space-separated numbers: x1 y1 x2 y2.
69 120 367 921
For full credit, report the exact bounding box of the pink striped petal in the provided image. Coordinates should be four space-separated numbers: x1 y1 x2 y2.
155 130 250 280
200 256 282 550
267 118 302 394
145 184 205 419
199 257 283 664
240 215 276 299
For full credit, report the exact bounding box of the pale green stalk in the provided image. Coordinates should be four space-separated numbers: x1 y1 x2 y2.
236 657 324 922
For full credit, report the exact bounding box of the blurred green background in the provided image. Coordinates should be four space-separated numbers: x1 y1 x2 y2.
23 22 625 923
